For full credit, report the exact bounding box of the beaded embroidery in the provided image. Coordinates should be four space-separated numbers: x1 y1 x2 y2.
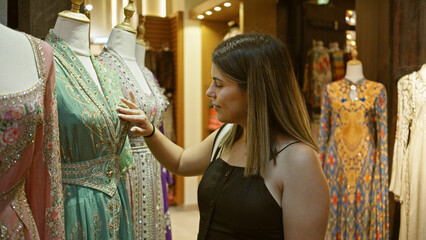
1 34 64 240
46 30 134 240
98 47 169 240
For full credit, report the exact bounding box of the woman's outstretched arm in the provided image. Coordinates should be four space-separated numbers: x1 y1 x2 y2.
117 93 218 176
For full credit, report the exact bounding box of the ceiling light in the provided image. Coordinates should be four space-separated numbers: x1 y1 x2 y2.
197 14 205 19
85 4 93 11
224 2 231 7
206 11 212 15
214 6 222 11
346 34 352 39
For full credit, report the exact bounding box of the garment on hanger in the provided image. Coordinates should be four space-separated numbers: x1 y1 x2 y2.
329 49 345 81
156 50 175 93
45 31 134 240
303 44 333 110
163 96 176 143
318 79 389 240
145 47 158 77
98 46 170 240
390 68 426 240
0 34 64 240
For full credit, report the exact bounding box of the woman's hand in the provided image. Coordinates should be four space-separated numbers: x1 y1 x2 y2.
117 91 154 137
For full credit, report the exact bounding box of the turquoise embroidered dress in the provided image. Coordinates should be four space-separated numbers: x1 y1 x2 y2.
46 31 134 240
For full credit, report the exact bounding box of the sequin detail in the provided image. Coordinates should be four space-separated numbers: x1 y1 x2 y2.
98 47 169 240
1 34 65 240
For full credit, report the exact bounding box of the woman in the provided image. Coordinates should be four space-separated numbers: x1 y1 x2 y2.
117 33 330 240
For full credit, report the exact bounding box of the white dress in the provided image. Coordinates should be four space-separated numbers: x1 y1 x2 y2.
98 46 170 240
389 66 426 240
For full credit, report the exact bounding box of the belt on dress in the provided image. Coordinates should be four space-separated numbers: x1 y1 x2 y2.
61 154 121 197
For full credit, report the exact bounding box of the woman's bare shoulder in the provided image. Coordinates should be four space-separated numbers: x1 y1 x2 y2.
276 142 319 167
270 142 323 185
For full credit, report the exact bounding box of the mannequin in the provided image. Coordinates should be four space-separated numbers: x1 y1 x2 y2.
0 24 38 94
315 40 325 51
52 3 102 92
345 47 365 83
46 1 135 239
223 20 241 40
106 28 151 94
98 1 169 239
319 44 389 239
0 24 65 239
328 42 345 81
329 42 340 52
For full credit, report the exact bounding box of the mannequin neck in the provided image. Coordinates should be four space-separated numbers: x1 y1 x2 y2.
419 63 426 80
53 16 90 57
135 43 146 67
106 28 137 61
345 64 365 83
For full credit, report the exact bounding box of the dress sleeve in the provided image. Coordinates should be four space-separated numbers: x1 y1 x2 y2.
373 83 389 234
389 76 412 202
318 84 331 169
25 41 65 239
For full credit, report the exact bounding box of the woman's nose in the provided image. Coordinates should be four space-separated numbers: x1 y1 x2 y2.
206 82 216 98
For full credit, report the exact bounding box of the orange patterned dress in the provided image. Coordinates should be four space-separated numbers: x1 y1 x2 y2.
319 79 389 240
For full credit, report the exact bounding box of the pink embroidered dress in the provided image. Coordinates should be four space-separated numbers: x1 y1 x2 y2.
0 34 64 239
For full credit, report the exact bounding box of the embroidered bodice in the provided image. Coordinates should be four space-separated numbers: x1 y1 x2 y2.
98 46 169 146
0 34 64 239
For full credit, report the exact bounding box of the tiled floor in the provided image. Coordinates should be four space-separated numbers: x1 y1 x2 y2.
170 206 200 240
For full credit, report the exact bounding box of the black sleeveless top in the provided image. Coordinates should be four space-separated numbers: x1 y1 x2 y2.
197 156 284 240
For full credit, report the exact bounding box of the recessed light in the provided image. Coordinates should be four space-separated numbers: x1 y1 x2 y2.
214 6 222 11
85 4 93 11
206 11 213 15
224 2 231 7
197 14 205 19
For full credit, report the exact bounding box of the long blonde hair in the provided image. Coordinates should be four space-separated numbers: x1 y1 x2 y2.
212 33 317 177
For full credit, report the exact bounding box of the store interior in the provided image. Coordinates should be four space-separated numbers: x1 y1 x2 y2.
1 0 425 239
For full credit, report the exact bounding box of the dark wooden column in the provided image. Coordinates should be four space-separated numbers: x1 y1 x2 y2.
357 0 426 239
355 0 395 237
388 1 426 237
15 0 70 38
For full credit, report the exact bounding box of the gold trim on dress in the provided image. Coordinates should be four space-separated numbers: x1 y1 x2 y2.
61 154 121 197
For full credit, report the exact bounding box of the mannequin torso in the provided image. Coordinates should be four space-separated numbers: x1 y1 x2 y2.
0 24 38 94
135 44 146 67
52 16 102 93
106 28 151 95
